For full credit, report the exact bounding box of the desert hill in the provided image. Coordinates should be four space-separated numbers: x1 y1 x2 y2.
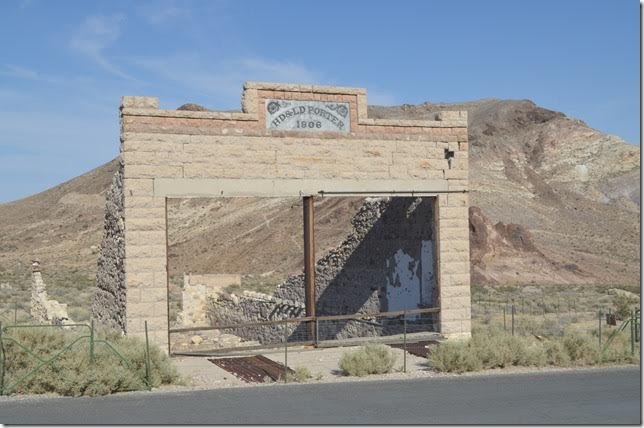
0 99 639 296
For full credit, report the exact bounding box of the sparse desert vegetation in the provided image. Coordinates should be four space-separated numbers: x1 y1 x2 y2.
339 343 397 377
429 320 639 374
1 326 181 396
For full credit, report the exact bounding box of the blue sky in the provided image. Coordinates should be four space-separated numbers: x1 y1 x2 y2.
0 0 639 203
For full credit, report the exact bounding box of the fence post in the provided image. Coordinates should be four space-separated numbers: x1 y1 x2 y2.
511 304 515 336
89 319 95 366
503 306 506 332
315 317 319 348
145 320 151 389
403 312 407 374
598 310 602 349
630 311 635 355
284 320 288 383
0 321 4 395
13 302 17 324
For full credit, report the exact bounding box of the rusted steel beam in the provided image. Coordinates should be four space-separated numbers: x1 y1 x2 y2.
303 196 316 342
169 317 315 334
168 307 441 335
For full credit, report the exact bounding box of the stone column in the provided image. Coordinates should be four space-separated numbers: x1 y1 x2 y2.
437 193 472 339
121 95 170 352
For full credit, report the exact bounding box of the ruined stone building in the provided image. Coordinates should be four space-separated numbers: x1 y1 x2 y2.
92 82 471 352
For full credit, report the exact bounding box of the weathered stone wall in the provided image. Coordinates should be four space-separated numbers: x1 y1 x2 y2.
208 197 439 344
30 260 72 325
177 273 241 326
92 160 126 331
116 82 471 349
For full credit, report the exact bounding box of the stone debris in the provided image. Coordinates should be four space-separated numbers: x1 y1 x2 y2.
30 260 73 325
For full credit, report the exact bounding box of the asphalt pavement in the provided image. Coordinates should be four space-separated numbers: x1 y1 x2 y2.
0 366 640 424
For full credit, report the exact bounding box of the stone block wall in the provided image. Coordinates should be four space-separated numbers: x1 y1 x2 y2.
108 82 470 350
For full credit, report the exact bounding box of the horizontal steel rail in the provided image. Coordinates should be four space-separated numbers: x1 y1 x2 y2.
169 307 439 335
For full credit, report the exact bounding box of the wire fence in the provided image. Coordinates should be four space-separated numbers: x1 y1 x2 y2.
470 287 640 358
169 307 440 357
0 320 153 395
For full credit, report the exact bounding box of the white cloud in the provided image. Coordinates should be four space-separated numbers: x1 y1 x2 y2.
0 64 66 84
142 4 191 24
70 14 135 81
128 55 321 105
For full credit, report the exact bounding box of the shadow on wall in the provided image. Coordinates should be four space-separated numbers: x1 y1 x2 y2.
292 197 438 341
206 197 439 344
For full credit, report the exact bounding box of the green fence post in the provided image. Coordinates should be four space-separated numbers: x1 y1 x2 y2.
0 321 5 395
145 320 151 389
13 302 17 325
403 312 407 374
89 319 95 366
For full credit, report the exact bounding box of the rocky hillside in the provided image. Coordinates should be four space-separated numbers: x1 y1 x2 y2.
0 99 639 290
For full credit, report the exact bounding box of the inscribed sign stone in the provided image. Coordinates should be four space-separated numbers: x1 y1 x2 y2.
265 99 350 133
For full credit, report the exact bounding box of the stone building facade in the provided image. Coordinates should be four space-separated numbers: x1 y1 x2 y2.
93 82 471 351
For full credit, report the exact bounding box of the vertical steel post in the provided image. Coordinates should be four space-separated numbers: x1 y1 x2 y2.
89 319 95 366
315 317 319 347
0 321 4 395
598 310 602 349
13 302 17 324
630 311 635 355
503 306 506 332
145 320 151 388
403 313 407 374
284 320 288 383
511 304 515 336
303 196 316 343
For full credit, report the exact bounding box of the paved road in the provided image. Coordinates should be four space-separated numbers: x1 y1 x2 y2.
0 366 640 424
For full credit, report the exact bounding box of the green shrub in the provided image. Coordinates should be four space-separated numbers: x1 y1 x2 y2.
543 340 570 365
562 332 599 365
339 344 397 376
613 294 638 320
427 341 482 373
2 326 181 396
285 366 313 383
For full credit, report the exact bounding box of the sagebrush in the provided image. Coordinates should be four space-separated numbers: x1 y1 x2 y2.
1 326 181 396
339 344 397 376
428 326 638 373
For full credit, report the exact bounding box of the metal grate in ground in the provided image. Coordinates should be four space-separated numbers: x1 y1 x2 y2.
389 340 440 358
208 355 293 383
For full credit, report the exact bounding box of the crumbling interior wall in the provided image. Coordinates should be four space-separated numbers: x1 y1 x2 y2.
207 196 437 343
30 260 73 325
91 160 126 331
176 273 241 327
